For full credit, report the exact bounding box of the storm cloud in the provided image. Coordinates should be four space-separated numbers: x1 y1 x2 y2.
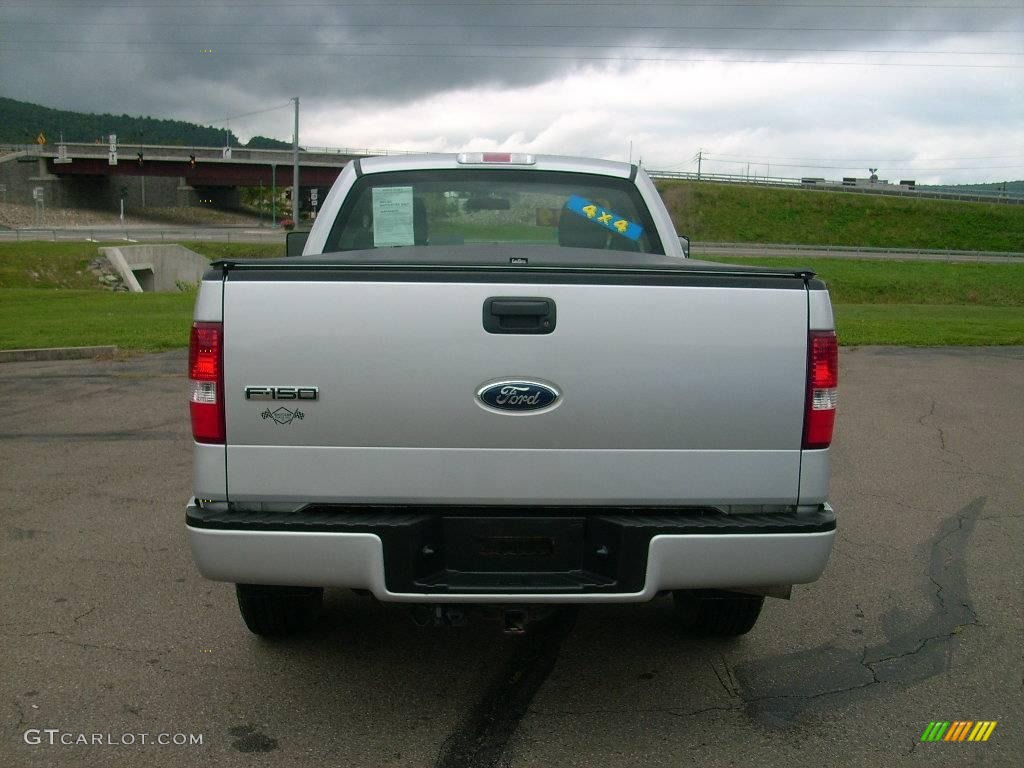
1 1 1021 182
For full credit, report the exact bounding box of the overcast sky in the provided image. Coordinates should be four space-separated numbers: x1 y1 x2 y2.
1 1 1022 183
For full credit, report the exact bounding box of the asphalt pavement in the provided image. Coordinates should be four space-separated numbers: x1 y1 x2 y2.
1 347 1021 767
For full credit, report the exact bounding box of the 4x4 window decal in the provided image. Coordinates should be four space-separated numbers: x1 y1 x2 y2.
564 195 644 241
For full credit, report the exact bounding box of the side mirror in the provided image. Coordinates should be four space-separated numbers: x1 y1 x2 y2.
678 235 690 258
286 230 309 257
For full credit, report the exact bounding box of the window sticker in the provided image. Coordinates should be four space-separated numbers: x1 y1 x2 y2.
564 195 644 241
372 186 415 246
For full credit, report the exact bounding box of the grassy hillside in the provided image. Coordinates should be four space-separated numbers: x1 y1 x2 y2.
658 180 1024 251
0 241 280 289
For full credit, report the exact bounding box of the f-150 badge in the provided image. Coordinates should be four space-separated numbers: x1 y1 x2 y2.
477 380 560 413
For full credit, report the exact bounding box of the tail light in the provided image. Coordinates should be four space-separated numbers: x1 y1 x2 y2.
189 321 224 444
803 330 838 449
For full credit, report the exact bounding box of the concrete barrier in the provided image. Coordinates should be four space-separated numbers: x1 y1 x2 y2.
99 244 209 292
0 346 118 363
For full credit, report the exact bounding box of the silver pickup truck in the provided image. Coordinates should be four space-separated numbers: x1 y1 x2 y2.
186 152 838 638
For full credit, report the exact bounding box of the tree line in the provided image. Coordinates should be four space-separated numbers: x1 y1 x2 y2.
0 97 290 149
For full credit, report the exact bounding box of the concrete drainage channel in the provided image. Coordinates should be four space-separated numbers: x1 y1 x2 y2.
1 244 210 363
99 244 210 292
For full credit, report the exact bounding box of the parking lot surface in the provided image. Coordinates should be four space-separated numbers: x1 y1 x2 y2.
1 346 1021 767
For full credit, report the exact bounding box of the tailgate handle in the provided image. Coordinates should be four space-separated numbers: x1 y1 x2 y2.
483 297 556 334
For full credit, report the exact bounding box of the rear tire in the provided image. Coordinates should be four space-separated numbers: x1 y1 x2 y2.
672 589 764 637
235 584 323 638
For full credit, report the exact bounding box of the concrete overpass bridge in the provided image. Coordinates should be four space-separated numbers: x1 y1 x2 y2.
0 142 398 214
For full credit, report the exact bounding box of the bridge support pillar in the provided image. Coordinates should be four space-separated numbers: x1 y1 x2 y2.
27 158 62 207
176 177 199 207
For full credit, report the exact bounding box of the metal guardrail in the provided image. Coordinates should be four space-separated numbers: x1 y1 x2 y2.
647 169 1024 206
0 226 285 243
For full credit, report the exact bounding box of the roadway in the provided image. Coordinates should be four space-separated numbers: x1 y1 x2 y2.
1 346 1021 767
2 227 1023 263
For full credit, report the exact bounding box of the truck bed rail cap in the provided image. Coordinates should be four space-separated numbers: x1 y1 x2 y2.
210 246 815 280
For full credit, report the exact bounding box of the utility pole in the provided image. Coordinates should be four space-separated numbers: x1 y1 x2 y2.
696 149 702 181
291 96 300 225
271 164 277 228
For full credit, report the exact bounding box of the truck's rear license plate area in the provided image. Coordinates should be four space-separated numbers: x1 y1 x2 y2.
410 516 624 593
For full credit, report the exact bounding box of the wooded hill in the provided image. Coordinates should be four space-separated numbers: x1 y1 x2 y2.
0 96 290 148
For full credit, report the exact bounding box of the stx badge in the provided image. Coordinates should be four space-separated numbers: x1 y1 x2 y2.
261 407 305 425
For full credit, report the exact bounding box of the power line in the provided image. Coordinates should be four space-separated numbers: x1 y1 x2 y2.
7 38 1022 56
0 45 1021 67
3 19 1022 33
7 1 1020 7
209 101 293 125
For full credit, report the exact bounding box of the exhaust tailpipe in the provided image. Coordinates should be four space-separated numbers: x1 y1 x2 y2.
502 609 528 636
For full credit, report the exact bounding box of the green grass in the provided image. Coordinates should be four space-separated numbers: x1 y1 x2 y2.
178 241 282 261
713 256 1024 345
0 241 283 289
431 223 558 243
659 181 1024 252
832 305 1024 346
0 289 194 351
0 241 107 289
2 245 1022 350
710 257 1024 306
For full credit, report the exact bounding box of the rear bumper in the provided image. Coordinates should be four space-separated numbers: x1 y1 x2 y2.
185 501 835 603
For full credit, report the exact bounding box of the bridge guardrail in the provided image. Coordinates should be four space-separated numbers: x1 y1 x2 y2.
0 227 286 244
7 141 1020 205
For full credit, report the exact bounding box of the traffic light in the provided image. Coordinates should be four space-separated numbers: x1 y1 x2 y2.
188 154 197 168
136 151 144 167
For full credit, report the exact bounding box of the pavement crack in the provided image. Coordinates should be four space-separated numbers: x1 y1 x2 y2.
733 498 986 724
916 400 936 427
73 606 97 623
19 630 148 657
663 705 737 718
12 698 28 729
916 398 965 462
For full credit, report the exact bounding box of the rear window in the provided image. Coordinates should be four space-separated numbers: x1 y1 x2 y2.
324 169 664 255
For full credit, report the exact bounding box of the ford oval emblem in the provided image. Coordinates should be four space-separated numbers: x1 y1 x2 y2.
477 380 560 413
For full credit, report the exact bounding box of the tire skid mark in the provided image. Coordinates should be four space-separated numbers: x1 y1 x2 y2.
435 609 577 768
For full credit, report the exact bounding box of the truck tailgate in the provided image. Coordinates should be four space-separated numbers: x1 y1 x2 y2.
221 268 809 505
